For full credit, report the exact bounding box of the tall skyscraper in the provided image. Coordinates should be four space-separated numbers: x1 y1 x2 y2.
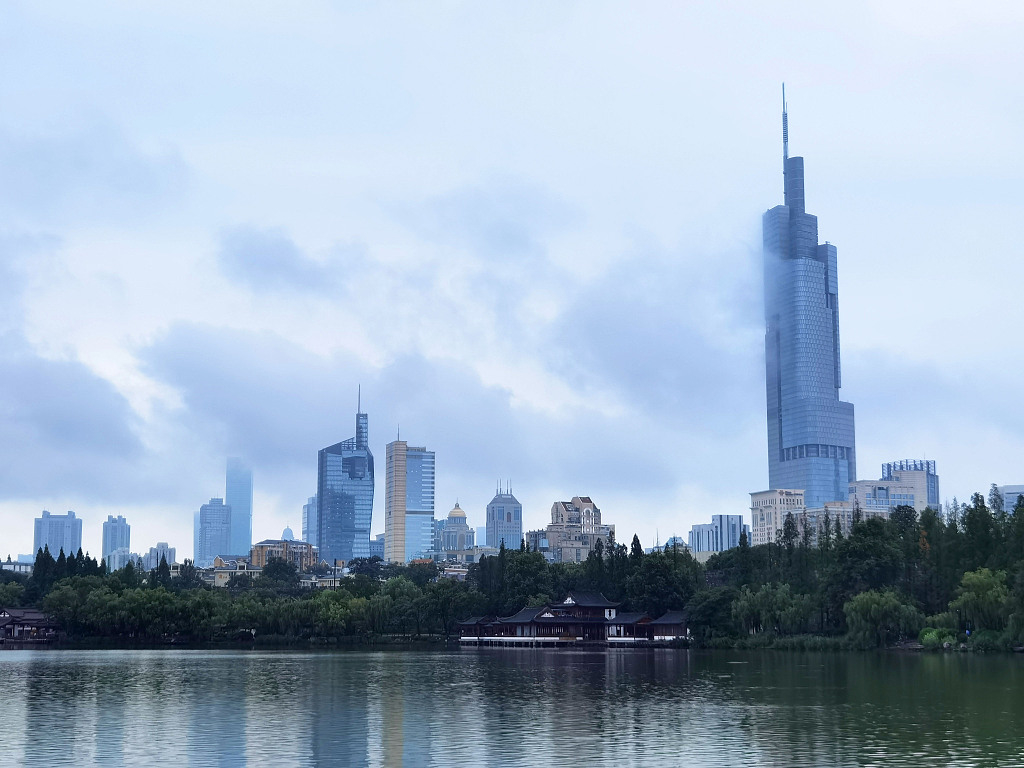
225 457 253 556
317 402 374 565
102 515 130 563
33 510 83 557
384 440 436 563
194 498 232 568
302 495 318 546
486 485 523 550
762 88 856 508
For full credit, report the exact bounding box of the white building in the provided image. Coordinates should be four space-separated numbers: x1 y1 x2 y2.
689 515 750 553
143 542 176 571
749 490 805 546
849 460 940 516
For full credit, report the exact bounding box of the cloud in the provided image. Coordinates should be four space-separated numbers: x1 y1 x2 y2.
0 121 187 225
0 333 143 498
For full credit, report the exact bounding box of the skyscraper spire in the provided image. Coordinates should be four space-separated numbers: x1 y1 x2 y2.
357 384 361 414
782 82 788 163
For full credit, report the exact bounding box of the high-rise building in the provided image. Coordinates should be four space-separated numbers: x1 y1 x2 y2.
143 542 176 571
225 457 253 557
762 90 856 508
688 515 750 553
384 440 436 563
302 495 318 548
486 486 523 551
194 498 232 568
102 515 130 563
33 510 83 558
850 460 940 516
749 489 805 547
317 404 374 566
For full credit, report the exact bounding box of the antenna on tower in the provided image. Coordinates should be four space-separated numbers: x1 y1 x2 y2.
357 384 361 414
782 82 789 162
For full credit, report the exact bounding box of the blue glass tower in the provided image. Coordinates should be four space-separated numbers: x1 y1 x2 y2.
763 89 856 508
317 404 374 565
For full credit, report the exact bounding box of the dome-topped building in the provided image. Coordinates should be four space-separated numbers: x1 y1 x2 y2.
442 502 474 552
281 526 295 541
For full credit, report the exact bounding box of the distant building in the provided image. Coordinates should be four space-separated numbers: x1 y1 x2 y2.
107 548 142 572
688 515 750 553
102 515 130 563
281 527 295 541
791 501 857 546
749 489 805 546
537 496 614 564
441 503 475 552
34 511 82 558
250 538 318 572
486 486 523 551
301 495 317 548
194 498 232 568
998 485 1024 514
142 542 176 571
432 517 446 554
225 457 253 559
369 533 385 560
384 440 435 563
850 460 940 516
317 404 374 566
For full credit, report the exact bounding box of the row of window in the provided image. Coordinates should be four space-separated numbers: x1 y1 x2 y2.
782 443 850 461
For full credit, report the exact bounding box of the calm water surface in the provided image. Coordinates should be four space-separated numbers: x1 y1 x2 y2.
1 648 1022 767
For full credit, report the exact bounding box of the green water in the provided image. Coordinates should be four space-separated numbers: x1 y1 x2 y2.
1 648 1021 766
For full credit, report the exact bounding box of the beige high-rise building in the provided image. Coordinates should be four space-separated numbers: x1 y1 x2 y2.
384 441 408 563
749 489 805 546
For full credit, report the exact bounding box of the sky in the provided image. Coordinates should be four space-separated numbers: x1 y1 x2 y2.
2 1 1023 561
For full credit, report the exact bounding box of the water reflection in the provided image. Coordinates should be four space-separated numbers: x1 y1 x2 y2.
0 649 1022 767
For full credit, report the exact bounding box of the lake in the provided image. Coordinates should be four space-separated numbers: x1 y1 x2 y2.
0 648 1021 766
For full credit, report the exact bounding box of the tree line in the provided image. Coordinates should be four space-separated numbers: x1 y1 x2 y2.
2 487 1023 649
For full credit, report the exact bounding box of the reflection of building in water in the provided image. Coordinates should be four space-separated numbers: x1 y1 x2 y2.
309 659 369 768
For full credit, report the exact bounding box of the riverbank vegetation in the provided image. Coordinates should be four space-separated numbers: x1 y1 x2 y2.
3 489 1024 651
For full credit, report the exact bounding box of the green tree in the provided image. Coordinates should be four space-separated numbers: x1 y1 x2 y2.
949 568 1009 632
844 589 922 649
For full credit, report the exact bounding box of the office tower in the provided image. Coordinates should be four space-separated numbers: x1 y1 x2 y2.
33 510 83 557
540 496 612 563
369 533 385 559
194 498 232 568
998 485 1024 514
317 402 374 565
302 495 318 546
143 542 176 570
384 440 436 563
486 485 523 551
102 515 131 563
225 457 253 556
850 460 940 516
762 88 856 507
688 515 750 553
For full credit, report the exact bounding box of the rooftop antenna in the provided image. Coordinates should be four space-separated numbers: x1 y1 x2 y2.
782 82 789 163
397 423 400 441
357 384 361 414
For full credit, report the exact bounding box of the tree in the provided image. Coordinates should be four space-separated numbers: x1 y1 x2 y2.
844 590 922 649
260 557 300 588
949 568 1009 632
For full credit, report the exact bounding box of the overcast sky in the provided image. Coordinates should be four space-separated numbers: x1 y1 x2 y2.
2 1 1023 561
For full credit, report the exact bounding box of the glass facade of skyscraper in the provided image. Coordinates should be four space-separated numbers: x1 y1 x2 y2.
486 490 522 550
763 106 856 508
225 457 253 556
318 410 374 565
404 446 435 561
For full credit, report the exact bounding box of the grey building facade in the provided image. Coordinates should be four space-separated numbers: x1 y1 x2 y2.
688 515 749 553
763 93 856 508
317 407 374 565
486 487 522 550
34 510 83 558
194 498 231 568
102 515 130 563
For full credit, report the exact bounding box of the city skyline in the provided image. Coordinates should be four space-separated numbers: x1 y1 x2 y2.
2 5 1023 560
